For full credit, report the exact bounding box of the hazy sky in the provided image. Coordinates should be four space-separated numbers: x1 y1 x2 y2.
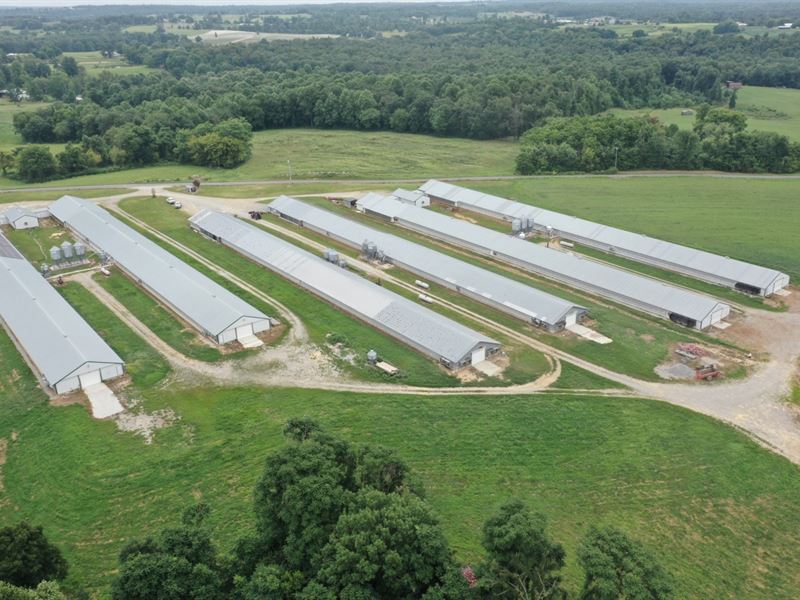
0 0 438 6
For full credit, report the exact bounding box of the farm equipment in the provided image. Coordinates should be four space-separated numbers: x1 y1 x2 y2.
249 211 263 220
695 364 721 381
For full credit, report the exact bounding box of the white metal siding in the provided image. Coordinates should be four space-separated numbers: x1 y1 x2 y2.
79 370 102 388
55 377 80 395
236 324 254 340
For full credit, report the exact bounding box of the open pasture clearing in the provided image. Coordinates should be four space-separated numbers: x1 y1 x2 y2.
0 99 64 154
468 176 800 282
1 326 800 598
0 129 518 189
0 188 131 205
609 86 800 142
62 51 152 77
196 29 339 45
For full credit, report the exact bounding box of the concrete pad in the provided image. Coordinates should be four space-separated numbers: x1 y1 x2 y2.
238 335 264 349
84 383 124 418
711 321 731 330
774 289 791 297
474 360 502 377
567 324 613 344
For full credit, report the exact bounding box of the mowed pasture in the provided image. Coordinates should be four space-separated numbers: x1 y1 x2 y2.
610 85 800 141
469 176 800 281
62 51 152 77
0 128 519 189
2 329 800 598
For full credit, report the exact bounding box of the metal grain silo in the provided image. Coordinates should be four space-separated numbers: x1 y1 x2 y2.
60 241 73 259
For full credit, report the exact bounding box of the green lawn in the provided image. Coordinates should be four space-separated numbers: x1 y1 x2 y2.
609 85 800 142
0 129 518 189
468 177 800 282
0 188 131 205
118 197 500 388
62 51 152 77
171 181 400 199
93 271 251 363
1 332 800 598
3 223 83 270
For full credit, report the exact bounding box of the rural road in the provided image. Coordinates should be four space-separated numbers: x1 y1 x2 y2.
3 169 800 196
7 183 800 463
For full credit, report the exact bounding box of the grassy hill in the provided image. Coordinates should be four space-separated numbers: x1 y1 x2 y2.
2 328 800 598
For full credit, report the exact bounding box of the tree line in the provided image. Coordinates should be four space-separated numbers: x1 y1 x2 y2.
0 419 674 600
516 108 800 174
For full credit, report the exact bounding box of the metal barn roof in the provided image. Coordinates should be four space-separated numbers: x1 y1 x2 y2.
420 180 789 294
49 196 270 338
267 196 585 328
4 207 37 223
390 188 428 205
0 232 123 387
358 194 731 327
189 209 499 364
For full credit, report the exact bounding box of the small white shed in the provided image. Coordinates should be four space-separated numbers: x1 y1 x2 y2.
5 207 39 230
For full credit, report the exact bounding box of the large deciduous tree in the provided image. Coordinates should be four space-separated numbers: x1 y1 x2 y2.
0 523 68 588
577 526 673 600
477 501 566 600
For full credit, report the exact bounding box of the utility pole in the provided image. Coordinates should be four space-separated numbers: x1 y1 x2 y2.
614 146 619 170
287 159 292 183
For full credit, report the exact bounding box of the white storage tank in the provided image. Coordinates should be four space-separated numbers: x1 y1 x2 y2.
73 241 86 257
50 246 62 261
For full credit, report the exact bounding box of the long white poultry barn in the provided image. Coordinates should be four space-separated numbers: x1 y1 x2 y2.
266 195 587 332
0 233 124 394
420 180 790 297
49 196 273 345
357 194 731 330
189 209 501 369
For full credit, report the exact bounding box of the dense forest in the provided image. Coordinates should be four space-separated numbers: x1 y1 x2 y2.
1 2 800 180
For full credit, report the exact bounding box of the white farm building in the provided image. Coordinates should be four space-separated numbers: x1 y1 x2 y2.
420 180 790 297
0 233 124 394
49 196 273 345
3 207 39 230
267 195 586 331
190 209 500 369
358 193 731 330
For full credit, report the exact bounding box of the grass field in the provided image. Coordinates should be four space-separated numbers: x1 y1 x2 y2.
0 129 519 189
93 271 251 363
62 51 152 77
610 85 800 142
0 188 131 205
468 177 800 282
2 327 800 598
